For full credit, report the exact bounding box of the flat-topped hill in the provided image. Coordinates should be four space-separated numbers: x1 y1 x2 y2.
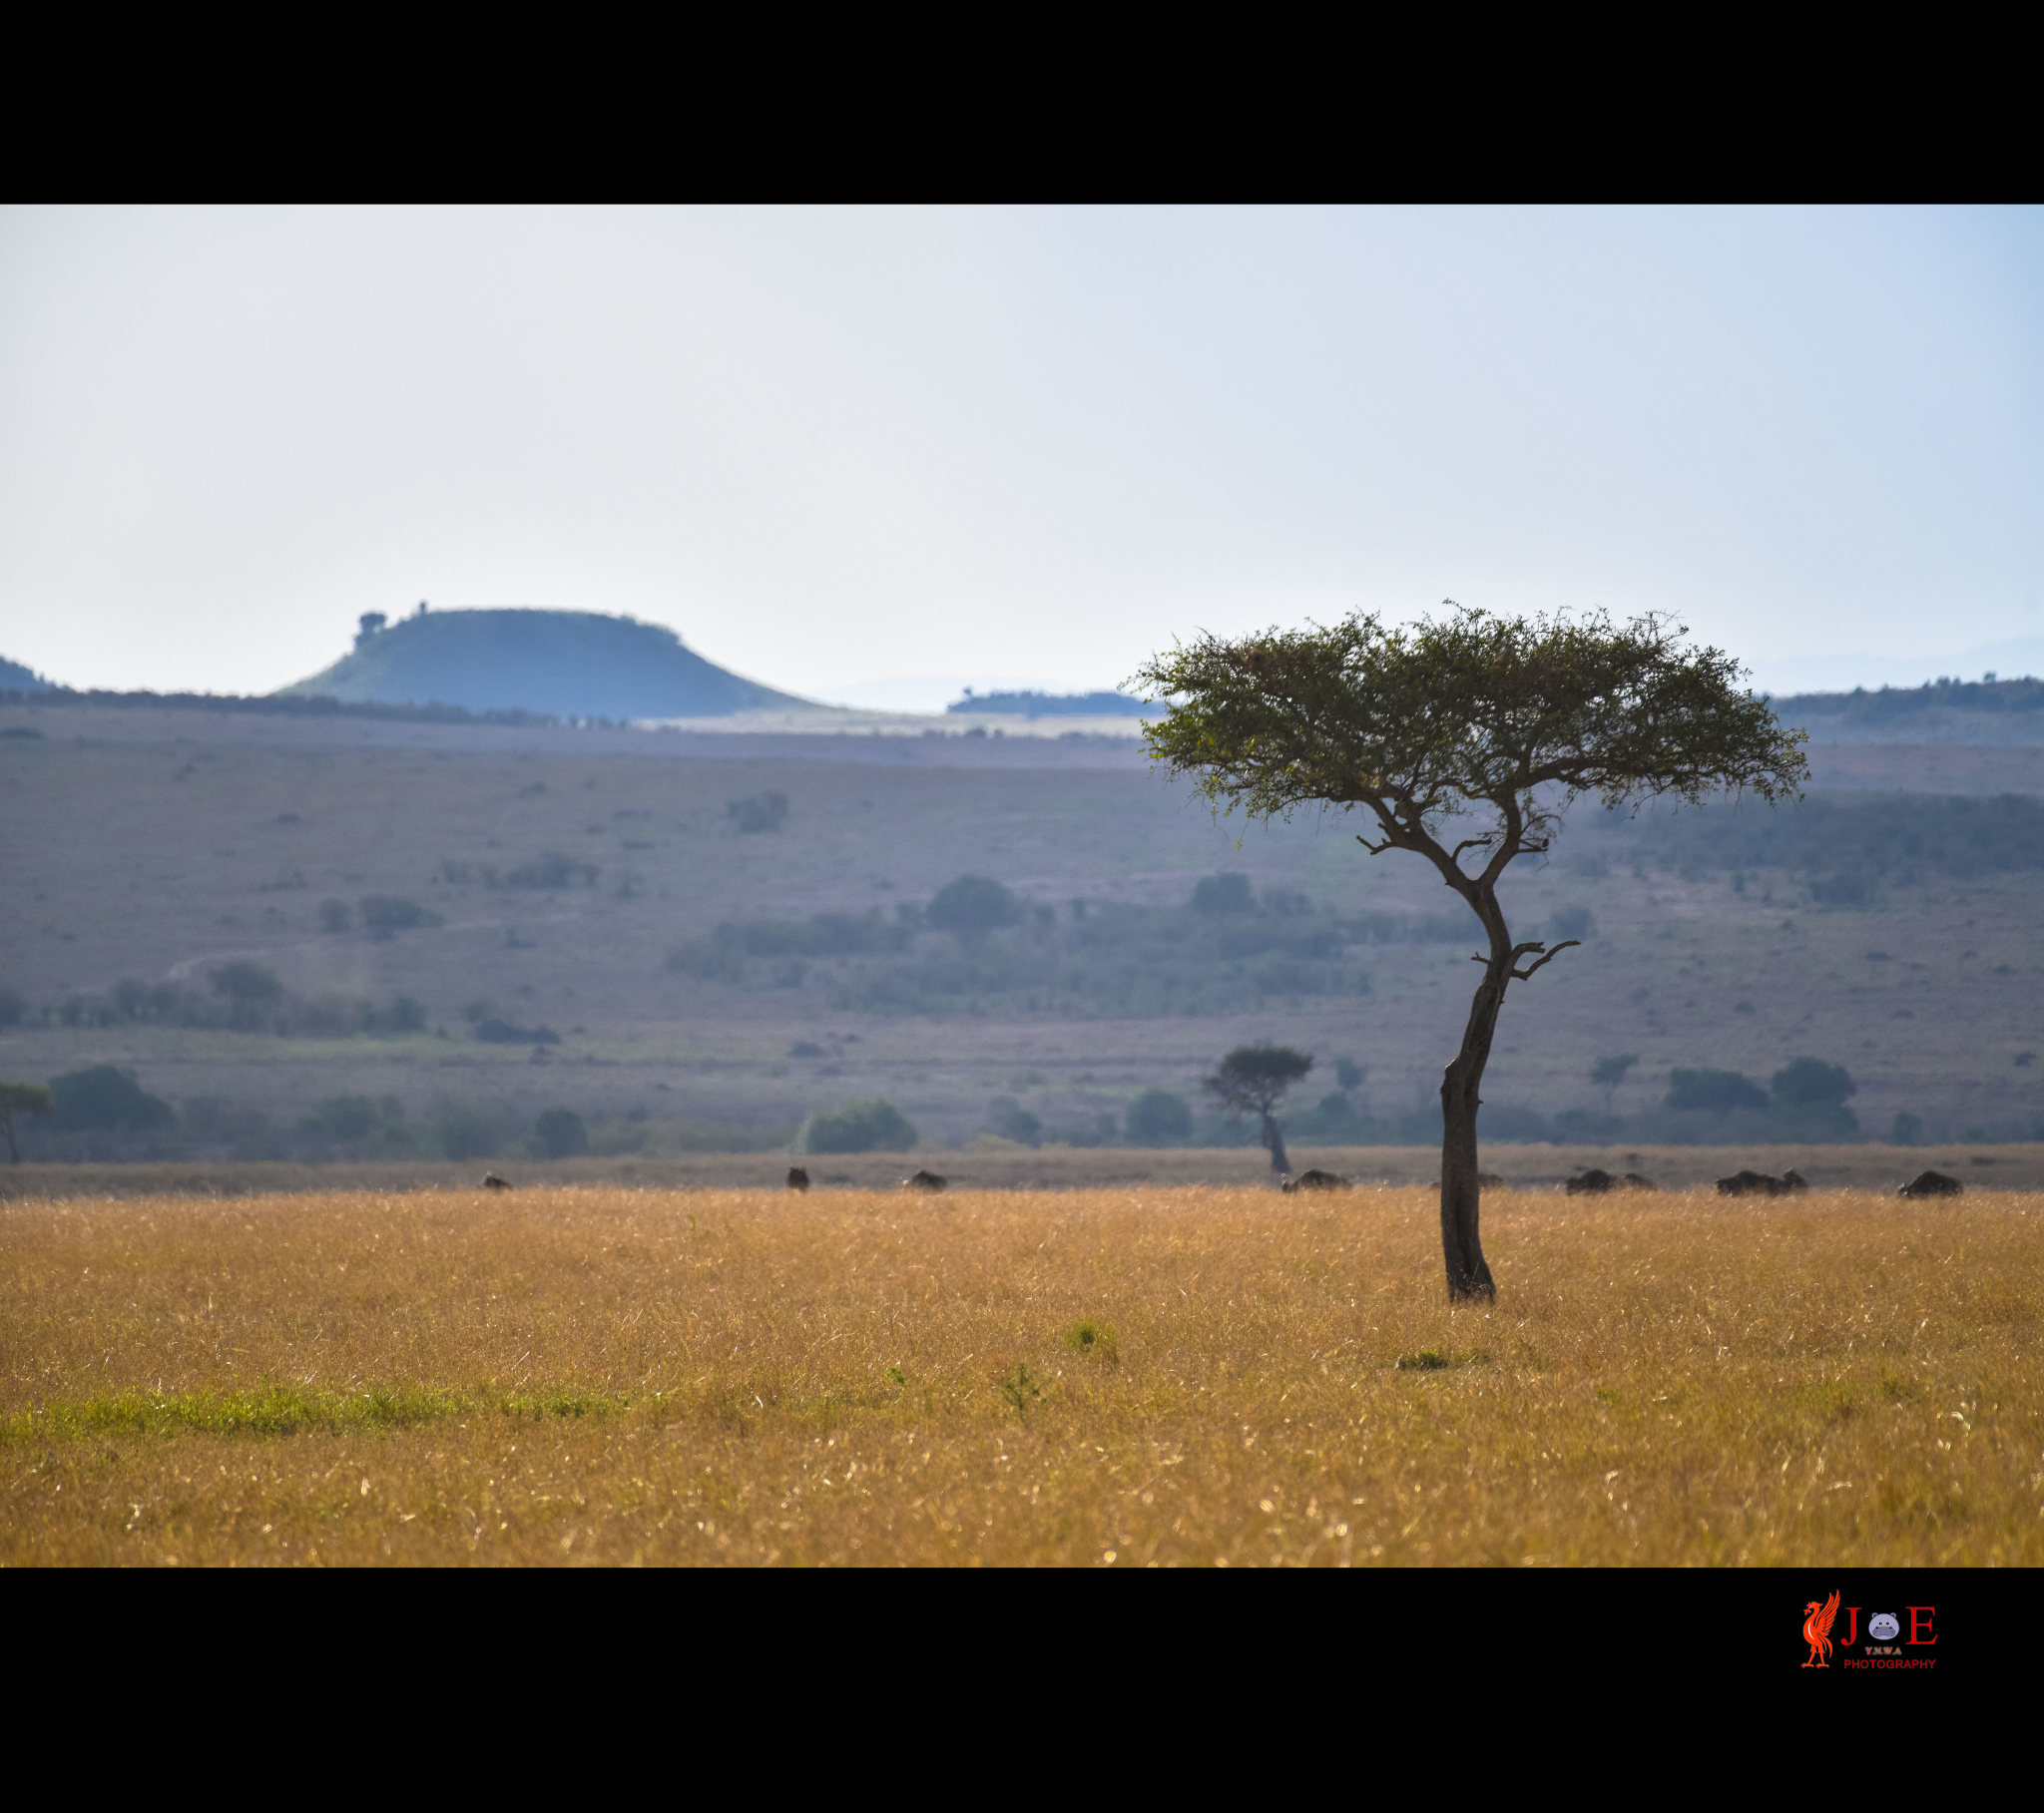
276 608 814 719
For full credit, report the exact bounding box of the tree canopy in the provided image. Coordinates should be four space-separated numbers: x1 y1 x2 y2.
1136 603 1807 1300
1135 605 1805 877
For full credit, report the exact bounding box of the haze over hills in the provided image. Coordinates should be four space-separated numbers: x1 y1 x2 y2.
274 608 816 720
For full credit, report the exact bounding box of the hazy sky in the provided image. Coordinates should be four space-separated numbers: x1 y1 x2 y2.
3 206 2038 706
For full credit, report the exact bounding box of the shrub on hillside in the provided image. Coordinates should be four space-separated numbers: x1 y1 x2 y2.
211 961 284 1006
987 1096 1043 1146
527 1107 590 1158
926 875 1022 940
50 1065 176 1132
296 1094 414 1155
359 896 441 934
792 1098 918 1153
1771 1056 1855 1110
501 853 598 889
728 792 790 833
1125 1089 1194 1144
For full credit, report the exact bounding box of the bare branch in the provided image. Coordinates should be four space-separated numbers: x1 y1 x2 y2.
1508 939 1580 981
1355 833 1392 855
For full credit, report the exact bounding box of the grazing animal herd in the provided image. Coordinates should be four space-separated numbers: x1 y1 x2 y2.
478 1162 1967 1198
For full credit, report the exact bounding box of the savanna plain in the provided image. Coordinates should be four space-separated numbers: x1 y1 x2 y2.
5 1181 2037 1567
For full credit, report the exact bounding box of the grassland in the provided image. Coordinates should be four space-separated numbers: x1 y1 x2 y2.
5 1183 2038 1567
6 711 2044 1157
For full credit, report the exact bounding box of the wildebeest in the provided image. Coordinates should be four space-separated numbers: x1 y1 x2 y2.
1621 1172 1657 1190
1566 1169 1615 1195
481 1172 512 1191
1781 1168 1808 1193
1899 1168 1962 1198
902 1169 947 1192
786 1166 810 1191
1717 1169 1787 1196
1281 1168 1350 1193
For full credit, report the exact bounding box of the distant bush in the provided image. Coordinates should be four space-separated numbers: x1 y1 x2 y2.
471 1012 560 1046
371 995 428 1035
1125 1089 1194 1144
792 1097 918 1153
1772 1057 1855 1110
210 961 284 1006
926 875 1022 940
318 899 353 932
668 909 909 982
1666 1068 1769 1114
359 896 441 933
50 1065 176 1132
1193 872 1256 915
986 1097 1043 1146
501 852 598 889
728 792 790 833
0 985 24 1028
667 893 1394 1019
296 1094 414 1155
526 1107 590 1158
1333 1058 1366 1091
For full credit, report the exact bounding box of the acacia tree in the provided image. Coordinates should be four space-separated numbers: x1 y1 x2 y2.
1136 605 1805 1301
1205 1045 1313 1172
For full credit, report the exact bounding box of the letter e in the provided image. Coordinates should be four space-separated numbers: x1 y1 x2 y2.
1907 1606 1936 1644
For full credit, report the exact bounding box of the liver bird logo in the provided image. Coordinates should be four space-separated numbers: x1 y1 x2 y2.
1801 1590 1841 1667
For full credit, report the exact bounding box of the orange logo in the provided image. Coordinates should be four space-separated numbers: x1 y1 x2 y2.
1802 1590 1841 1667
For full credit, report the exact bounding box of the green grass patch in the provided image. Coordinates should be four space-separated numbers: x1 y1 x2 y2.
0 1381 635 1446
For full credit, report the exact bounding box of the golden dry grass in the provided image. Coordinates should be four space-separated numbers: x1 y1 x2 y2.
4 1184 2039 1567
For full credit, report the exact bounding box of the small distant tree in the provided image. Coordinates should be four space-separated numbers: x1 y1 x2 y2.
1771 1057 1854 1112
1138 604 1805 1299
50 1065 176 1133
210 961 284 1006
925 875 1022 942
527 1107 590 1158
728 792 790 834
793 1098 918 1154
1204 1045 1313 1173
1592 1053 1640 1116
355 612 387 647
1125 1088 1194 1144
318 899 353 933
0 1082 54 1162
986 1097 1043 1146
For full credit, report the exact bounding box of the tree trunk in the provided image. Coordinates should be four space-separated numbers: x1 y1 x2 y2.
1439 928 1507 1302
1263 1114 1291 1173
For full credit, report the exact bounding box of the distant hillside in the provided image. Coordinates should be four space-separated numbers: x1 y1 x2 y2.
276 609 816 719
1773 676 2044 746
948 688 1148 717
0 656 53 690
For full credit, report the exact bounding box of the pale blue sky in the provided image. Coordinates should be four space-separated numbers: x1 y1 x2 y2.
3 206 2038 704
